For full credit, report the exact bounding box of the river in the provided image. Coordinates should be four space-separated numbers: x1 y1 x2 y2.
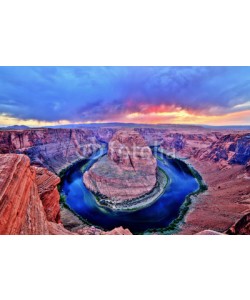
60 147 199 233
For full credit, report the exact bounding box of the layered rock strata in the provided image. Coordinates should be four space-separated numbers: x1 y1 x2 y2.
0 154 50 234
34 166 61 223
0 128 101 173
83 129 157 202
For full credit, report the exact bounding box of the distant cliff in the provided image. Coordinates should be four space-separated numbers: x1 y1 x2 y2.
0 128 101 173
136 128 250 169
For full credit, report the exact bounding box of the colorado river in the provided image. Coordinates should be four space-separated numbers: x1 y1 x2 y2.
60 147 200 233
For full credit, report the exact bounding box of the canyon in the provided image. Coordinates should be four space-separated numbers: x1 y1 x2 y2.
0 126 249 234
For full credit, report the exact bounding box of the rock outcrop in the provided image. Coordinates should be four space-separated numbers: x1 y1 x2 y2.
0 128 101 173
226 211 250 235
0 153 132 235
34 166 61 223
83 129 157 202
60 207 132 235
0 154 50 234
73 226 132 235
195 230 223 235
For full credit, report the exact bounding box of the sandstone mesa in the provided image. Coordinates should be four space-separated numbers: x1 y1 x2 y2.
83 129 157 202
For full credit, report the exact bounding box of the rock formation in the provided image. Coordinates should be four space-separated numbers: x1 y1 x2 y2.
34 166 61 223
138 128 250 168
83 129 157 202
0 153 132 235
195 230 223 235
227 211 250 235
0 128 101 173
0 154 50 234
60 207 132 235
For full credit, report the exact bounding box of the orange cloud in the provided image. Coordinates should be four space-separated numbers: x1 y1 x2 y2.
1 109 250 127
124 109 250 125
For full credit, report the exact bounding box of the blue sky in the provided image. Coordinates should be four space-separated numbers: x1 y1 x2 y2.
0 66 250 125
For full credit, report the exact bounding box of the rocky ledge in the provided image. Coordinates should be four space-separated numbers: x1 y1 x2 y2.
83 129 158 207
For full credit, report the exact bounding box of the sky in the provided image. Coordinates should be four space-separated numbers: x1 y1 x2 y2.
0 66 250 126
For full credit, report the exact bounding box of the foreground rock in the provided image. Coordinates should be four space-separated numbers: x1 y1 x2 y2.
195 230 224 235
83 129 157 203
227 211 250 234
34 166 61 223
60 207 132 235
0 154 50 234
0 153 132 235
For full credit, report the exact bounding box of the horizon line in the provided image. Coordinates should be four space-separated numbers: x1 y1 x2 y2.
1 122 250 128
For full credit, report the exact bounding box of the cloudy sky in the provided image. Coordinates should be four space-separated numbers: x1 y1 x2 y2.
0 66 250 126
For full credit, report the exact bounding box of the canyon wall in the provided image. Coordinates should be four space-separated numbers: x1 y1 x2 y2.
90 126 250 168
34 166 61 223
135 128 250 169
91 127 250 171
0 128 101 173
0 154 61 234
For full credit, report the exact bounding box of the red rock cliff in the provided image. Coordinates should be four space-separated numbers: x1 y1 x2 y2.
0 153 132 235
34 166 61 223
0 154 50 234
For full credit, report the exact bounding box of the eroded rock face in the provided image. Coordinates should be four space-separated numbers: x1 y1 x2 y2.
83 129 157 202
0 154 65 234
108 129 156 173
227 211 250 235
0 128 101 173
34 166 61 223
136 128 250 167
0 154 50 234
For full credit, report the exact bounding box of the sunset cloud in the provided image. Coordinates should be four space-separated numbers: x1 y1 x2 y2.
0 66 250 126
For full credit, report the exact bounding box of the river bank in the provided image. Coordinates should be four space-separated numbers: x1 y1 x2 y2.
144 149 206 235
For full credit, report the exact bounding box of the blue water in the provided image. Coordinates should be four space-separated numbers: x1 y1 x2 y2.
60 148 199 233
